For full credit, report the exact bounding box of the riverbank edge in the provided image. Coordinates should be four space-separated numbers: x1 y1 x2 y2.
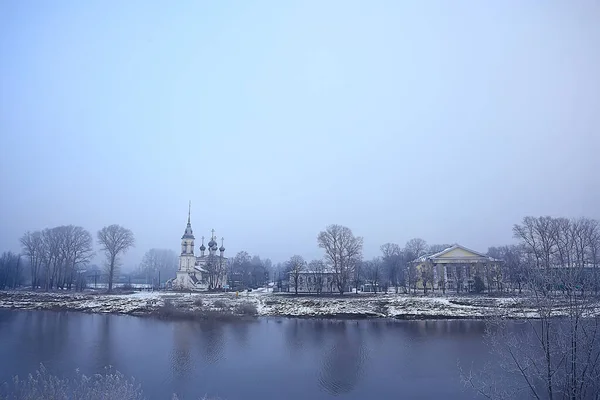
0 290 561 321
1 305 500 321
0 301 527 321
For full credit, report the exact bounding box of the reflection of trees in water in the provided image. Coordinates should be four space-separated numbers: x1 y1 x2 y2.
16 312 70 370
403 320 486 339
194 322 225 364
229 321 251 349
94 314 112 370
171 322 193 380
284 319 306 357
367 320 384 340
318 321 368 395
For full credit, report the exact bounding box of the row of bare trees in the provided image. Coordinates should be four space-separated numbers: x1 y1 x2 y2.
0 252 22 290
291 217 599 298
465 216 600 400
281 224 454 295
14 224 134 292
19 226 95 290
136 248 178 287
228 252 272 289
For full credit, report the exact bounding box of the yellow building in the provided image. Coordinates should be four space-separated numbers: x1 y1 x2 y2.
413 244 502 293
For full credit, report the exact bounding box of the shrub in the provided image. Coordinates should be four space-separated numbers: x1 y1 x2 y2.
235 302 258 316
213 300 227 309
1 364 144 400
374 300 389 315
473 276 485 294
193 298 203 307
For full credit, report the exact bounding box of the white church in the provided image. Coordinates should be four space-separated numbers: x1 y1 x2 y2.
172 203 228 291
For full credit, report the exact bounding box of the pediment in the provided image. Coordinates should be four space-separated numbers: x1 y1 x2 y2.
429 244 491 260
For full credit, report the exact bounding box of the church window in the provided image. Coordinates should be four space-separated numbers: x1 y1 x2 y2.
299 276 303 284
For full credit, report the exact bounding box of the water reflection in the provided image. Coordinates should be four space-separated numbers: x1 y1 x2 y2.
0 311 503 400
195 322 225 364
284 319 306 357
318 321 368 395
171 322 194 380
229 321 250 349
95 315 112 370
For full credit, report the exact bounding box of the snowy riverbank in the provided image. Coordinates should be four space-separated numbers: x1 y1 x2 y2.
2 290 599 319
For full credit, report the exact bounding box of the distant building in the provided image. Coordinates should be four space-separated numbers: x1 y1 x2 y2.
284 269 346 293
412 244 502 293
172 203 228 291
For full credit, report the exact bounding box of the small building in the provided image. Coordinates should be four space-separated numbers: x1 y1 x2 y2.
413 244 502 293
287 270 343 294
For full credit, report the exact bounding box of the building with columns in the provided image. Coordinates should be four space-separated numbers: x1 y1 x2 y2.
413 244 502 293
172 203 228 291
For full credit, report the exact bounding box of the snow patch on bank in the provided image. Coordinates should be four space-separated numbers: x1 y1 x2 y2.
2 290 599 319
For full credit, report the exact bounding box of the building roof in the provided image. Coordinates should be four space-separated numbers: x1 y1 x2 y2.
414 244 501 263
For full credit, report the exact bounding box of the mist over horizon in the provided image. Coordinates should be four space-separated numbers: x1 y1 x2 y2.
1 1 599 269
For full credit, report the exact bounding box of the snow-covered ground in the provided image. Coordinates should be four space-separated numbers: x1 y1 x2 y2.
1 290 599 319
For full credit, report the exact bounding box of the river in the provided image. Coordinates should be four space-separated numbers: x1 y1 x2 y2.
0 310 504 399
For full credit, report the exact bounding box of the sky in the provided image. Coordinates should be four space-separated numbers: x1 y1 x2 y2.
1 1 599 269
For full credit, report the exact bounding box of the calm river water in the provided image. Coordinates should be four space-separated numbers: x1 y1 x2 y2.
0 310 501 399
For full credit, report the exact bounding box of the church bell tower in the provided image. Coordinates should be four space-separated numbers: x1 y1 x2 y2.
179 201 196 273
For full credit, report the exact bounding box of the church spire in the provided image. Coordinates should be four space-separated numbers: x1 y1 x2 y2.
181 202 194 240
188 200 191 224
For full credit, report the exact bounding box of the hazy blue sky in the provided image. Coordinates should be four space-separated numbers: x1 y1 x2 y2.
1 1 599 268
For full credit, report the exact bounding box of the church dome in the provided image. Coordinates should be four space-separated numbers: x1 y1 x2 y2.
200 244 206 251
219 245 225 252
208 239 217 248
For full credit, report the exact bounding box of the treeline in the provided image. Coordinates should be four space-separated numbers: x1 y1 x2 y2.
227 252 272 289
465 216 600 400
1 224 135 292
507 216 600 294
275 216 600 295
0 252 22 290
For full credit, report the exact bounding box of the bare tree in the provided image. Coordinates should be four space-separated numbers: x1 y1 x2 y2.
381 243 403 293
97 225 134 292
584 219 600 295
0 252 22 289
287 255 306 295
428 243 452 254
465 216 600 400
404 238 427 295
40 227 65 290
420 263 434 294
231 251 252 288
364 257 383 294
60 225 94 290
21 226 93 291
139 248 178 287
205 251 227 290
20 231 43 289
318 224 363 295
406 238 428 259
308 259 326 295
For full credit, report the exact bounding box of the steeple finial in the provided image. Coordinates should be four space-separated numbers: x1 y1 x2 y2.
221 237 224 246
188 201 191 224
211 229 215 240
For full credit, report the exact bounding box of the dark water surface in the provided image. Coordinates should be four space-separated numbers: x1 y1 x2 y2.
0 310 496 399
